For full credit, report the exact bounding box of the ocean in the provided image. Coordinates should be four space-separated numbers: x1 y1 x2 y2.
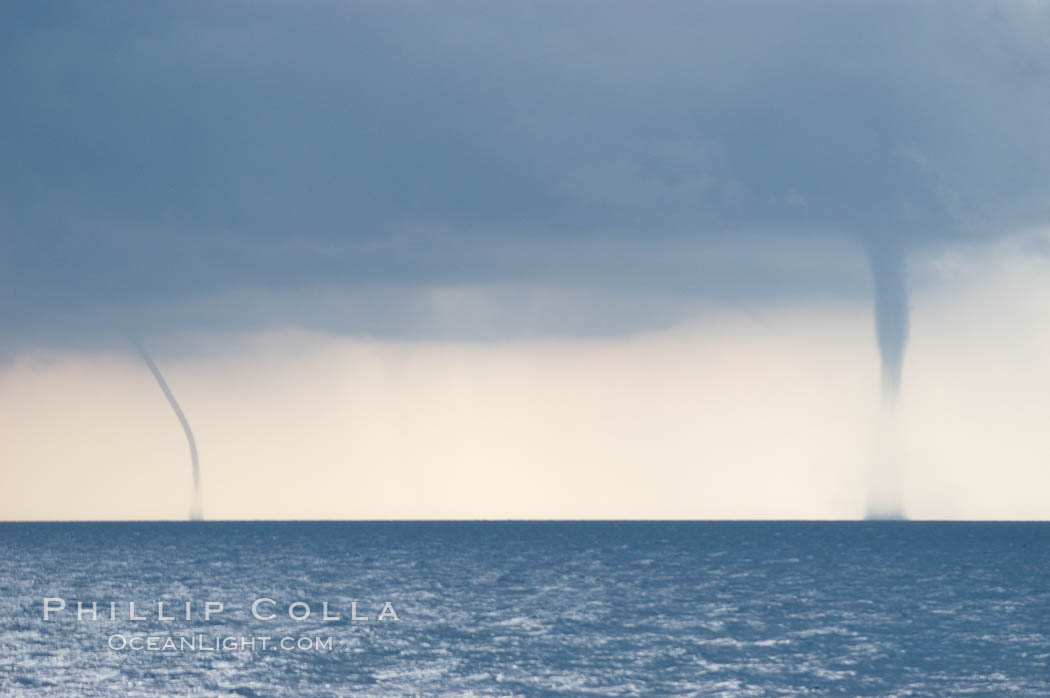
2 521 1049 696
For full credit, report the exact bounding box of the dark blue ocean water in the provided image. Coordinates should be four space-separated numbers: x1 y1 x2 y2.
2 522 1050 696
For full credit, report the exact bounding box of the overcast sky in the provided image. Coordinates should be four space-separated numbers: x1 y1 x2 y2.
4 1 1048 342
2 2 1049 519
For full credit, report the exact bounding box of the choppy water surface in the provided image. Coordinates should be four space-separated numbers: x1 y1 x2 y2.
2 521 1050 696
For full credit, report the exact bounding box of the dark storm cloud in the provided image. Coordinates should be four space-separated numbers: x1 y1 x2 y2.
2 1 1048 345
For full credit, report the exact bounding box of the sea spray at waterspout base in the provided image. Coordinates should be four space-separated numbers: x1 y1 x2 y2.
866 404 905 520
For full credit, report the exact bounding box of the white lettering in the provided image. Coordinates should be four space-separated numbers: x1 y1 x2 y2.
43 597 65 620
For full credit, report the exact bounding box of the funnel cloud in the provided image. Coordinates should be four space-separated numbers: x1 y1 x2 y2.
135 343 201 519
864 239 910 518
866 240 909 401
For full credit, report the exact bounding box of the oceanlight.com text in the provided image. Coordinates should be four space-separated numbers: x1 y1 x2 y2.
108 634 334 652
